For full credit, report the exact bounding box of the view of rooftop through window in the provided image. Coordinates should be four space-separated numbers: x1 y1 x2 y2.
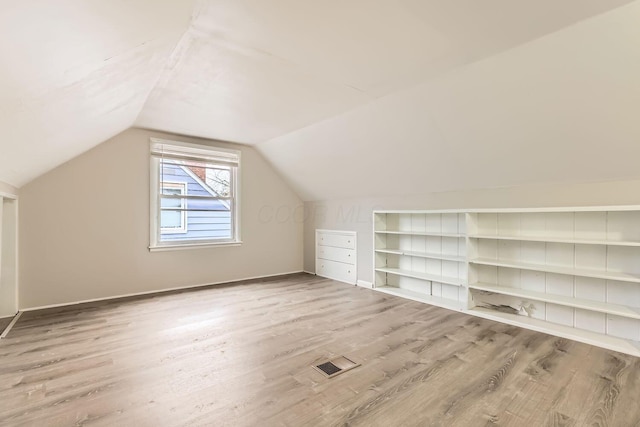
159 159 232 242
150 139 240 248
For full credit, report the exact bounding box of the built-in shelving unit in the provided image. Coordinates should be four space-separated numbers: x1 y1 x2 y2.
373 207 640 357
374 211 468 312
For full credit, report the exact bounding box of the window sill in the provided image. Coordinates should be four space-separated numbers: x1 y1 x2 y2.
149 241 243 252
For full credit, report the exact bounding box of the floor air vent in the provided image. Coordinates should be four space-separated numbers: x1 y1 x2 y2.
313 356 360 378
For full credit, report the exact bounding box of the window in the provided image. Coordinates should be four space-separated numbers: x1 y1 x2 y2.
150 138 241 250
160 182 186 234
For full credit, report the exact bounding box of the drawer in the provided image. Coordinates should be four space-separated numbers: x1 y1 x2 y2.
316 259 356 284
317 246 355 265
317 232 355 249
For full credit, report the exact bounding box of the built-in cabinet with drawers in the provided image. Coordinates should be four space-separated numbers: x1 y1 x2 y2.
316 229 357 284
374 207 640 357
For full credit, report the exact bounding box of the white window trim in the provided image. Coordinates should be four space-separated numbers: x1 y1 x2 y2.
159 181 187 234
149 138 241 251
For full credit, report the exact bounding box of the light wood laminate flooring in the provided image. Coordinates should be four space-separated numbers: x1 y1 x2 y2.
0 316 13 335
1 273 639 426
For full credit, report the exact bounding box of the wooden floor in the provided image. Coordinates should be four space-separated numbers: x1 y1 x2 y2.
1 274 639 426
0 316 13 335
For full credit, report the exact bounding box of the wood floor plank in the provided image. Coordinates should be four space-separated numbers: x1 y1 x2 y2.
0 316 14 336
1 273 639 426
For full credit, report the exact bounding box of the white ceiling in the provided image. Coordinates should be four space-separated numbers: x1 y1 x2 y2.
0 0 195 187
136 0 635 143
0 0 637 191
259 1 640 200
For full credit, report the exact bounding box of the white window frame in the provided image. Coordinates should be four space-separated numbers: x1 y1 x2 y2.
149 138 241 251
159 182 187 234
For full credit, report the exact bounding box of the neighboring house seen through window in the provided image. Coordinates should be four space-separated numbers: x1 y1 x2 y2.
159 182 186 233
150 138 241 250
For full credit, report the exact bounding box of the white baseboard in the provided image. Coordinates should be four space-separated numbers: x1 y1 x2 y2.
303 270 315 275
20 270 304 312
0 311 22 339
356 280 373 289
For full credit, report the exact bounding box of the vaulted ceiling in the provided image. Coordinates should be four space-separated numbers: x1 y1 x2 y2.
1 1 639 198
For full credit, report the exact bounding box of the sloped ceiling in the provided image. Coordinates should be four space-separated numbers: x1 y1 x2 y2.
259 1 640 201
0 0 195 187
136 0 635 143
1 0 637 191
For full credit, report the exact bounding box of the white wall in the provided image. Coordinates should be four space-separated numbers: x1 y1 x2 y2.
0 197 18 317
18 128 303 309
305 179 640 283
0 182 18 317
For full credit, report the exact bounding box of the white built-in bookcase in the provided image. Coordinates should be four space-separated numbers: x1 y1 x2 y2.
373 207 640 357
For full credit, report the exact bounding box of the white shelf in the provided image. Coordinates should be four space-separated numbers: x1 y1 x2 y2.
469 307 640 357
375 230 464 238
374 286 465 311
469 234 640 247
375 267 465 287
375 249 466 262
469 282 640 320
470 258 640 284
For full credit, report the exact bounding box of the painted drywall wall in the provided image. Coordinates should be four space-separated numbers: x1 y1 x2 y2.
305 179 640 283
18 128 303 309
258 1 640 201
0 183 18 316
0 197 18 317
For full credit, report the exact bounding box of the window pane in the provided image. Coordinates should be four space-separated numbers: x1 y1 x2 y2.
160 210 232 242
151 140 239 246
205 168 231 197
161 210 183 229
161 194 182 209
161 159 231 198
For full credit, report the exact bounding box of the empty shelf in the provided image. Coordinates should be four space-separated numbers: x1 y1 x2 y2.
375 267 465 287
469 282 640 319
469 307 640 357
469 234 640 247
470 258 640 284
375 230 464 238
375 249 465 262
374 286 465 311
